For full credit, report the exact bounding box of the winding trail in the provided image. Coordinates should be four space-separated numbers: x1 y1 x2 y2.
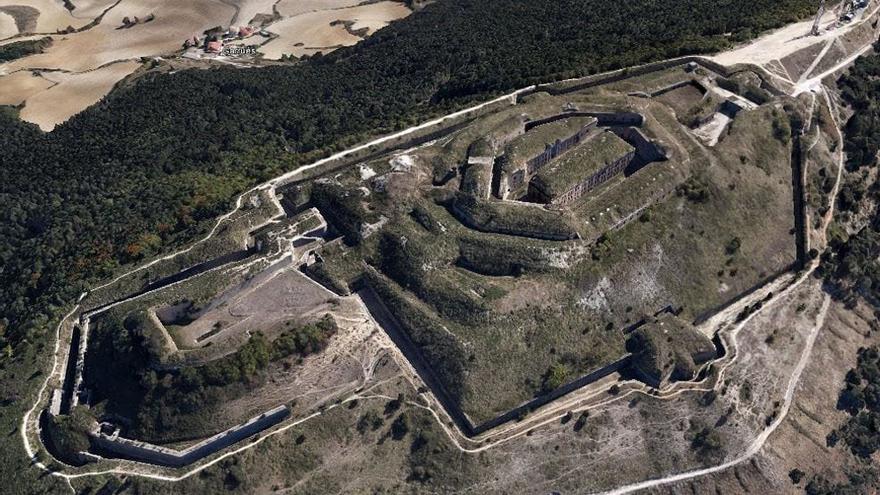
600 295 832 495
591 81 847 494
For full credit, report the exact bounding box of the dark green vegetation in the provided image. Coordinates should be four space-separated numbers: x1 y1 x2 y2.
801 49 880 495
43 405 95 464
831 346 880 458
802 347 880 495
0 37 51 62
803 469 880 495
311 66 798 423
626 314 715 385
819 47 880 305
311 180 379 244
686 418 725 462
84 312 336 442
820 224 880 304
360 199 624 422
838 41 880 171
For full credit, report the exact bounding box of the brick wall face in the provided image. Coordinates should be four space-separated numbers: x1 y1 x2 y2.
534 149 636 206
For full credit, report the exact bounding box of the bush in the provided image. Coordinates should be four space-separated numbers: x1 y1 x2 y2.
725 236 742 255
391 413 410 440
541 362 571 393
688 420 725 460
676 175 711 203
831 346 880 458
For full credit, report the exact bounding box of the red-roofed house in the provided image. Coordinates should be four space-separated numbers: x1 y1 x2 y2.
206 40 223 54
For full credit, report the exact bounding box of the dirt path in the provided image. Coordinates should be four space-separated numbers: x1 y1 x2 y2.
590 84 847 494
599 295 831 495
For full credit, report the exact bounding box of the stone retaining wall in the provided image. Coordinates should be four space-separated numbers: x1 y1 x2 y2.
92 405 290 467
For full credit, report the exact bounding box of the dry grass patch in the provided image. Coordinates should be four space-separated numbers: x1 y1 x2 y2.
226 0 278 26
67 0 120 20
5 0 92 33
260 1 410 59
19 60 139 130
275 0 363 18
160 267 333 351
0 33 44 47
0 70 53 105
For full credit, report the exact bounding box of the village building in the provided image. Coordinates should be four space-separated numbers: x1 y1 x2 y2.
528 129 635 206
206 40 223 54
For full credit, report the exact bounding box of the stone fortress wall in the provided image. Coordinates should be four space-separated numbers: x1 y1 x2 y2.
43 57 788 469
491 110 666 204
532 143 637 207
523 121 596 175
91 406 290 467
494 115 599 197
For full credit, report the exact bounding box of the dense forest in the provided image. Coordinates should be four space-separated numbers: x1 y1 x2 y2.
819 46 880 304
837 41 880 171
832 346 880 458
0 37 52 63
0 0 818 357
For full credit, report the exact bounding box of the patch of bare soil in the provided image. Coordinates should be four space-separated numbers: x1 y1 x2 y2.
219 295 394 422
0 11 18 39
2 0 94 33
66 0 118 20
655 83 705 117
656 300 878 494
780 41 827 82
3 0 236 73
160 265 334 355
806 39 849 81
222 0 277 26
275 0 363 18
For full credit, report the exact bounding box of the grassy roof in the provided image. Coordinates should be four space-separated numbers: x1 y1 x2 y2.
503 117 596 170
451 192 580 240
530 130 634 198
627 312 715 384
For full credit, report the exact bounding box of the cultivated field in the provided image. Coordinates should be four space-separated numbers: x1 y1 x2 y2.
18 60 140 130
260 1 410 59
0 11 17 39
225 0 278 26
0 0 413 130
0 0 93 34
275 0 364 17
67 0 119 20
0 69 53 106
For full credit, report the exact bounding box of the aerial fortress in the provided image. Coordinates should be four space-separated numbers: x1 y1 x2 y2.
28 28 850 485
